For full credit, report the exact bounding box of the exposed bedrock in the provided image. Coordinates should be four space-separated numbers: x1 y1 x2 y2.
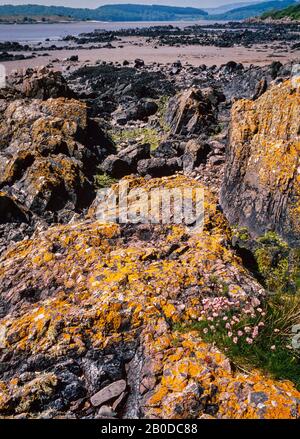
221 79 300 245
0 96 114 223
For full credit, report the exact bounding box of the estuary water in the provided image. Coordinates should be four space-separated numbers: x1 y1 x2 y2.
0 20 223 43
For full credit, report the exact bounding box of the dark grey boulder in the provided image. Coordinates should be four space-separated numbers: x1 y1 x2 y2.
100 155 132 178
182 139 211 173
118 143 151 169
137 157 182 177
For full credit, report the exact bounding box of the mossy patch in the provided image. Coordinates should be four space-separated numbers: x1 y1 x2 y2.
94 172 118 189
110 126 162 150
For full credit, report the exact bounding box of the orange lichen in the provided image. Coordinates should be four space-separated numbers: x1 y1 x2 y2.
0 175 299 418
228 80 300 237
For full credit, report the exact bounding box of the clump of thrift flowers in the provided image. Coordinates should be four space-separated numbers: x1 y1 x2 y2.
199 295 265 345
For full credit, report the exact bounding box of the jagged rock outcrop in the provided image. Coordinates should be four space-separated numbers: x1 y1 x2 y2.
165 87 224 136
67 64 175 119
0 192 30 224
100 143 151 177
0 175 299 419
0 97 114 220
8 67 75 100
137 157 182 177
182 139 211 174
221 80 300 245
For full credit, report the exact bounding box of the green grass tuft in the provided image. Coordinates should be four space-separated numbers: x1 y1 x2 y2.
94 173 118 189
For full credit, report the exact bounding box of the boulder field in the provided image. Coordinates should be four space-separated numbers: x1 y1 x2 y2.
0 175 299 419
0 63 299 419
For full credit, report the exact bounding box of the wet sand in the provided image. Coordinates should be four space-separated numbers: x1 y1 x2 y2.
2 36 300 74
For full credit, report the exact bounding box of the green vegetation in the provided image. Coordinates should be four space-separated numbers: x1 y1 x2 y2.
110 96 171 151
0 2 297 23
110 127 162 151
210 0 296 20
94 173 118 189
0 4 208 22
233 226 251 241
0 15 74 24
109 96 171 152
157 95 171 134
261 2 300 19
254 231 300 295
174 229 300 389
174 293 300 388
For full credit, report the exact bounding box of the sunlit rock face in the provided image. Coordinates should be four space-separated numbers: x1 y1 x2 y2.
0 175 299 419
0 97 113 217
221 80 300 245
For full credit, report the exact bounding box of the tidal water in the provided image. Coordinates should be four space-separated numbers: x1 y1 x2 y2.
0 20 223 43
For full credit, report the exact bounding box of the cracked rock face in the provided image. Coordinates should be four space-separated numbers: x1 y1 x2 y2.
221 80 300 245
165 87 223 136
0 97 113 220
0 60 299 420
0 175 299 419
8 68 75 101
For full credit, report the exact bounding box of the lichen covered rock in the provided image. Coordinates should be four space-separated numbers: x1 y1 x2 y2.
0 97 113 218
221 80 300 245
8 67 75 100
0 175 299 419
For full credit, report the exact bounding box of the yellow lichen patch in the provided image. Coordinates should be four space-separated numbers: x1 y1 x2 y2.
142 330 300 419
226 80 300 239
0 175 299 418
89 174 231 240
3 373 58 415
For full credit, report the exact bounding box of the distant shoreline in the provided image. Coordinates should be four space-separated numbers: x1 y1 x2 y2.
0 18 226 25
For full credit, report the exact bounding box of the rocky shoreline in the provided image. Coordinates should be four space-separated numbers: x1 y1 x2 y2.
0 36 300 419
1 21 300 56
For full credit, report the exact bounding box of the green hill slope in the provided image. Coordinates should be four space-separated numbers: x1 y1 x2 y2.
0 4 208 22
261 2 300 19
210 0 296 20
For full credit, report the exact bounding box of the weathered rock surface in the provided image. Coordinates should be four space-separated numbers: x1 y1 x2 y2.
165 87 224 136
90 380 126 407
101 143 151 177
67 64 175 120
118 143 151 168
0 97 113 220
182 139 211 174
221 80 300 245
8 67 75 100
137 157 182 177
0 56 299 421
0 192 30 224
100 155 132 178
0 175 299 419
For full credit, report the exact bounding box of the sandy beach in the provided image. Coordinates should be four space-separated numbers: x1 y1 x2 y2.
2 36 300 74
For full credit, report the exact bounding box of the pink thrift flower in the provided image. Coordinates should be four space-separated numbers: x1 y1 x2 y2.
251 297 260 307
